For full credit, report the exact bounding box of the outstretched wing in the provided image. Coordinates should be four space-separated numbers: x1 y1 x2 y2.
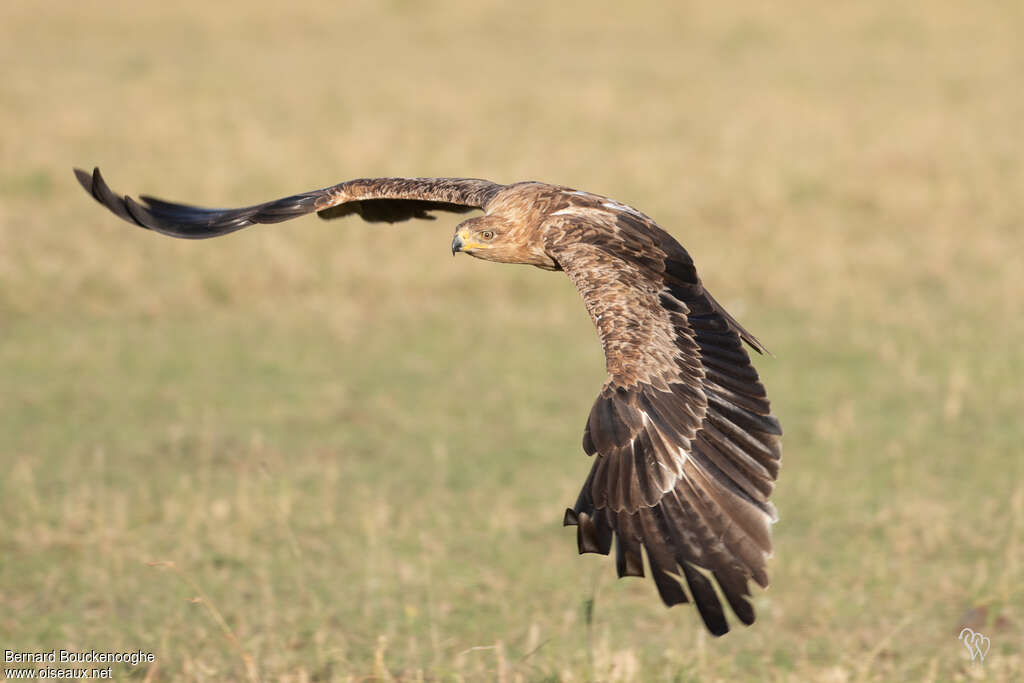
548 205 782 636
73 167 503 239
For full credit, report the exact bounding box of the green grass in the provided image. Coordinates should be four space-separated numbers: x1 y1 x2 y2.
2 0 1023 680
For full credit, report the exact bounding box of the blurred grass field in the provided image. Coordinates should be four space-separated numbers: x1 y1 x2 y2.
2 0 1023 680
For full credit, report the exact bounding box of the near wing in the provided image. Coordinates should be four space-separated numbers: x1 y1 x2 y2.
549 209 782 636
73 167 503 239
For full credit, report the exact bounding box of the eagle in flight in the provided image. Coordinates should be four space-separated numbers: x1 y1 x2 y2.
74 167 782 636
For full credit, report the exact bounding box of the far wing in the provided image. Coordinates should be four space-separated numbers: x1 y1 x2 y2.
73 167 503 239
548 210 782 636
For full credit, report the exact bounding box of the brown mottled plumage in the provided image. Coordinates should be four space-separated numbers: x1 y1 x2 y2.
74 167 782 636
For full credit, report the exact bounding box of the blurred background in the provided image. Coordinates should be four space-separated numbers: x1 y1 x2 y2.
2 1 1022 680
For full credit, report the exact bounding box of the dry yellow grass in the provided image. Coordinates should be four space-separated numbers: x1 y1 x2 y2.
2 1 1022 680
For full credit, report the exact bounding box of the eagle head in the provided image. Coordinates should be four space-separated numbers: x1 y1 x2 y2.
451 216 558 270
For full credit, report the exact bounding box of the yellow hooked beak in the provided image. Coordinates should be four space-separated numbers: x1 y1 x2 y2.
451 228 490 255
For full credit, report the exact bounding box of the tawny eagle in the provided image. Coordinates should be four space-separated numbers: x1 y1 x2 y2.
74 167 782 636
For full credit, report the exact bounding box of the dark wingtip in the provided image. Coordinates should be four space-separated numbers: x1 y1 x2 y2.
75 166 141 226
707 620 730 637
73 167 93 194
744 333 771 357
751 341 775 358
563 508 579 526
576 512 608 554
123 195 161 230
74 167 292 239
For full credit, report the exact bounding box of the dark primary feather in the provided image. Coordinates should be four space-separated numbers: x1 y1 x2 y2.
73 167 500 239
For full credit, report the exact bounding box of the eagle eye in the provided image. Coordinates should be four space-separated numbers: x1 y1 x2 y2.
480 230 495 241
